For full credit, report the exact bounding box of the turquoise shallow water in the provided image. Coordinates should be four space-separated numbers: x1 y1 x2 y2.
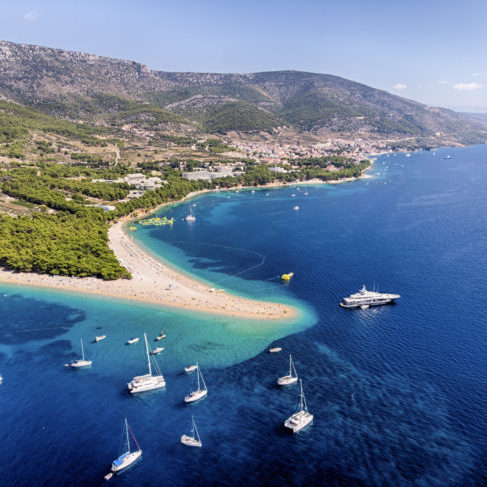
2 145 487 485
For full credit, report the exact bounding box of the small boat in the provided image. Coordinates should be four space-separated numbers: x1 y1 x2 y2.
284 379 313 433
185 205 196 222
181 415 202 448
151 347 164 355
304 192 309 195
0 374 3 384
291 194 296 197
444 155 452 159
251 190 255 193
128 333 166 394
278 354 299 386
127 337 140 345
265 193 270 196
293 206 300 211
185 364 198 373
110 418 142 474
269 347 282 353
155 334 167 341
405 153 411 157
95 335 106 342
281 272 294 281
104 472 113 481
184 363 208 403
65 339 92 368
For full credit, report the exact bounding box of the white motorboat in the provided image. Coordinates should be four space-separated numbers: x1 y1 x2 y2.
181 415 202 448
284 379 313 433
269 347 282 353
111 418 142 474
127 337 140 345
127 333 166 394
340 284 400 308
278 354 298 386
65 339 92 368
95 335 106 342
151 347 164 355
155 334 166 341
0 374 3 384
184 363 207 403
293 206 300 211
184 364 198 373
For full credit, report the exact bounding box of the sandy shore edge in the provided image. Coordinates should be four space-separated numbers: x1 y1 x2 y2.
0 168 373 320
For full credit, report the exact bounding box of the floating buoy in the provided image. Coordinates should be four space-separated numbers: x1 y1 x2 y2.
281 272 294 281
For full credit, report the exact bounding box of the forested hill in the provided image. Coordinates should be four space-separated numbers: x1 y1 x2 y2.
0 40 486 142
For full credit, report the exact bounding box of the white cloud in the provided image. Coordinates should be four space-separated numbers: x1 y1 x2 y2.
439 80 449 84
24 10 39 22
453 82 484 91
393 83 407 91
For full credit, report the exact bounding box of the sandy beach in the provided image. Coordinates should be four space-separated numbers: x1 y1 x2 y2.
0 219 298 321
0 170 374 320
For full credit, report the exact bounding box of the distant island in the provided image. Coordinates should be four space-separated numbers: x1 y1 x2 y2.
0 40 485 310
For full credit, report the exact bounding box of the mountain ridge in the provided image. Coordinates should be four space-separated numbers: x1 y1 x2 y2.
0 40 486 142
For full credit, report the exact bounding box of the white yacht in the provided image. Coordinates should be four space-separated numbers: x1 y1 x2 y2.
65 339 92 368
278 354 298 386
184 363 207 403
127 337 140 345
181 415 202 448
340 285 400 309
127 333 166 394
151 347 164 355
95 335 106 343
111 418 142 474
284 379 313 433
184 364 198 373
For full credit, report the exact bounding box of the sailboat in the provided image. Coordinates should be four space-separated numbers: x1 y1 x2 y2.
110 418 142 473
65 339 92 368
277 354 298 386
127 333 166 393
181 415 202 447
184 362 207 403
284 379 313 433
185 205 196 222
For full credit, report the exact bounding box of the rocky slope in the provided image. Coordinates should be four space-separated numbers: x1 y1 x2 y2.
0 40 486 141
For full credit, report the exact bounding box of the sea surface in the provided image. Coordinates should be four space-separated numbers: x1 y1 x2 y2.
1 145 487 486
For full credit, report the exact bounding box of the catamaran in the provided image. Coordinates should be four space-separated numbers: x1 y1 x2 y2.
278 354 298 386
185 205 196 222
181 415 202 447
110 418 142 474
127 333 166 393
184 362 207 403
284 379 313 433
65 339 92 368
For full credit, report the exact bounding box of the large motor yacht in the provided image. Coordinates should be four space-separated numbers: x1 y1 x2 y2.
340 285 400 309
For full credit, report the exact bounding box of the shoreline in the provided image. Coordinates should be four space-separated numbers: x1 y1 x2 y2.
0 167 373 320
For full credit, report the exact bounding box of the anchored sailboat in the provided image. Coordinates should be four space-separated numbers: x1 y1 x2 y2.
184 362 207 403
127 333 166 393
65 339 92 368
278 354 298 386
185 205 196 222
181 415 202 447
110 418 142 474
284 379 313 433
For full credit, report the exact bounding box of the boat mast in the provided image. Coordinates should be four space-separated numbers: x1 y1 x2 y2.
192 416 200 443
291 355 297 378
196 362 200 391
80 339 85 361
125 418 130 453
199 364 207 391
289 354 292 376
144 333 152 376
300 380 308 412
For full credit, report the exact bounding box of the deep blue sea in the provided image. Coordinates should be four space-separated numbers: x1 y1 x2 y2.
1 145 487 486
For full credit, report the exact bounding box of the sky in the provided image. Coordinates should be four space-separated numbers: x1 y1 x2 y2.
1 0 486 110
